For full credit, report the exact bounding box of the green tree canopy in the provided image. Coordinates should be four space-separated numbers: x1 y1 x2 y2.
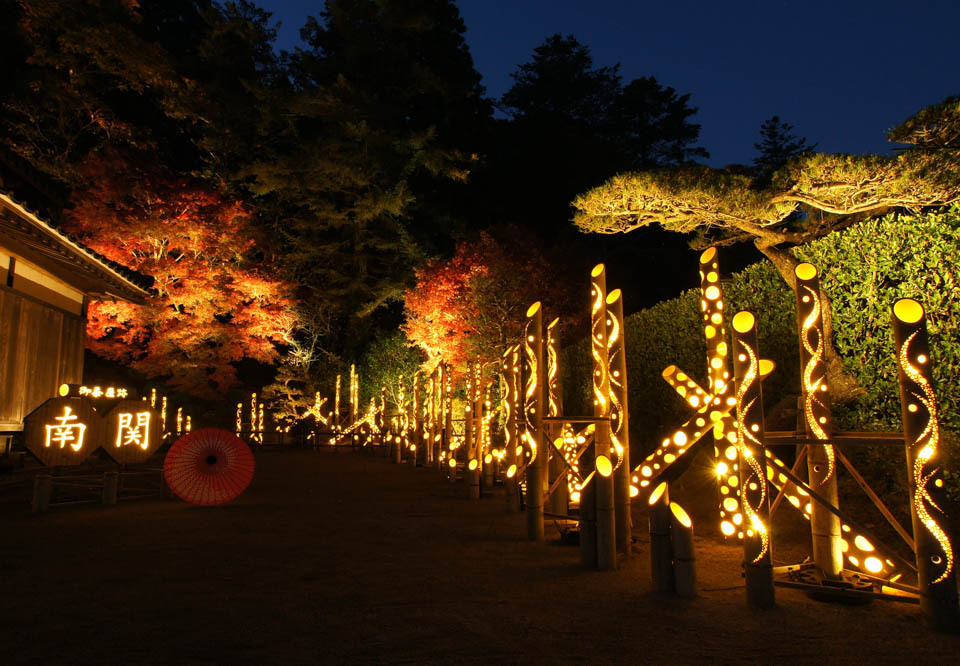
572 95 960 399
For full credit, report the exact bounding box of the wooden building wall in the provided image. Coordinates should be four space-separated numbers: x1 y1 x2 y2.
0 286 84 429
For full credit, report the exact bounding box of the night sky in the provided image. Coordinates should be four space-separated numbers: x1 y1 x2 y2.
258 0 960 167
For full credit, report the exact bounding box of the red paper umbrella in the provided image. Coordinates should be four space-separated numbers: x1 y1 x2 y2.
164 429 255 505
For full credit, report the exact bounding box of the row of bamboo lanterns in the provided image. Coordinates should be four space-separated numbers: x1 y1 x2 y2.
325 255 957 632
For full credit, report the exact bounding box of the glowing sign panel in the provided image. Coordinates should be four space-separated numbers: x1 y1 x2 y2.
103 400 162 464
45 406 86 451
116 411 151 450
25 398 101 467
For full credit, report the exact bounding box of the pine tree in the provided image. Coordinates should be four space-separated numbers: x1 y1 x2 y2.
752 115 815 185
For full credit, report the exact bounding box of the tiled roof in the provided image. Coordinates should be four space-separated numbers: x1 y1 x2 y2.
0 190 154 294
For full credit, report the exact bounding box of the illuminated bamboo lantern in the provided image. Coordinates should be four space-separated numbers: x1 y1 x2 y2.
185 415 192 433
423 368 437 465
257 402 264 444
411 371 420 466
425 372 435 466
150 387 157 408
524 302 546 540
589 264 616 570
794 262 842 578
545 317 569 515
466 360 481 499
334 374 341 431
648 481 674 592
465 360 477 494
606 288 631 556
482 380 495 491
891 298 959 631
161 395 168 438
176 407 183 436
731 311 775 609
443 362 454 479
502 345 520 512
249 393 257 443
235 402 242 436
349 364 358 447
670 501 697 598
699 248 741 538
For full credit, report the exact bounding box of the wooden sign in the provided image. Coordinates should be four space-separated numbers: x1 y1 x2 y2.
24 398 102 467
102 400 162 465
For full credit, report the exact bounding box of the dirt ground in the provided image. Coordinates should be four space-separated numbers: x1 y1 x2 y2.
2 449 958 665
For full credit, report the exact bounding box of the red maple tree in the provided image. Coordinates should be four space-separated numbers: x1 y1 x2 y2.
65 153 295 397
403 230 575 374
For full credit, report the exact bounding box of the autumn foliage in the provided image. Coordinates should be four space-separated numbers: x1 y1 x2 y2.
402 230 575 373
65 153 295 397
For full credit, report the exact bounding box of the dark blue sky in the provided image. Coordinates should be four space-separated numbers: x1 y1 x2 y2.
259 0 960 167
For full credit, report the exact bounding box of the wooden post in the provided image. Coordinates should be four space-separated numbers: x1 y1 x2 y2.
102 470 119 505
524 302 546 541
589 264 616 570
892 298 959 632
648 481 673 592
426 372 436 467
731 311 775 609
546 317 569 516
795 263 842 579
606 289 631 557
670 502 697 598
32 473 52 513
503 346 520 512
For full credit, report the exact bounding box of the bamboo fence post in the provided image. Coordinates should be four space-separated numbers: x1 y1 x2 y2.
503 346 520 512
648 481 673 592
731 311 775 609
891 298 959 632
670 502 697 598
546 317 569 515
606 289 631 557
795 263 842 579
524 302 546 541
589 264 616 570
32 473 52 513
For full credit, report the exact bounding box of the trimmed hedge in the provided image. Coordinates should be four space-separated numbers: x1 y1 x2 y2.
561 206 960 485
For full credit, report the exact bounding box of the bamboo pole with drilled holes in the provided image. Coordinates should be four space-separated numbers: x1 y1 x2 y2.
524 302 546 540
590 264 616 570
731 311 775 609
891 298 959 632
794 263 842 579
606 289 631 556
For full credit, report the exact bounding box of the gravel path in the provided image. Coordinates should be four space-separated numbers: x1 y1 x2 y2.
2 449 957 664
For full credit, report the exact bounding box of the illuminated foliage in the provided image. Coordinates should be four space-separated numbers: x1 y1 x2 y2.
572 96 960 400
402 230 575 372
65 153 295 397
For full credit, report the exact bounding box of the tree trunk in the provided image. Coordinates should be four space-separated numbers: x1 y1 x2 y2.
753 240 864 404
